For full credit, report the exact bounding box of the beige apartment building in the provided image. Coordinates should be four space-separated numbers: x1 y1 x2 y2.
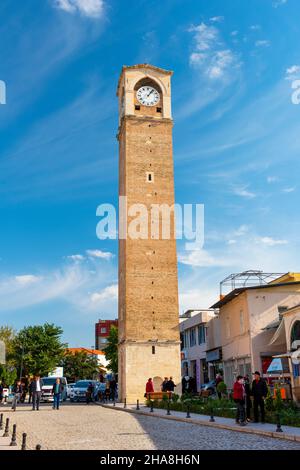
179 309 216 391
211 280 300 388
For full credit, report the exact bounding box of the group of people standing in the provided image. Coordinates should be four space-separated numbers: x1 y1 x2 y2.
145 376 176 396
233 371 268 426
1 376 64 411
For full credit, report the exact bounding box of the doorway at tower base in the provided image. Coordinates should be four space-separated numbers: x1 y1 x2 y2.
118 341 181 404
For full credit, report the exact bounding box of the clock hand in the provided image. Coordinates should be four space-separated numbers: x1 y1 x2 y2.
147 89 154 97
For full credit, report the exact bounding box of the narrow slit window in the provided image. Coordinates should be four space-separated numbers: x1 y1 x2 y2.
146 172 154 183
135 105 140 110
152 346 156 355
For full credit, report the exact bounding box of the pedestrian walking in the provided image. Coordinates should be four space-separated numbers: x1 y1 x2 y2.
31 375 43 411
216 373 223 399
251 371 268 423
86 382 94 404
145 378 154 399
11 380 23 411
52 378 63 410
244 374 252 422
28 379 33 404
233 375 246 426
109 377 117 402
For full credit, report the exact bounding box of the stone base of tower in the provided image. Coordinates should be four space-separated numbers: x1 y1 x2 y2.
118 341 181 404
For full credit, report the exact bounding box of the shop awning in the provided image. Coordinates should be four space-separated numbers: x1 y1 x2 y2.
268 319 286 346
267 358 283 373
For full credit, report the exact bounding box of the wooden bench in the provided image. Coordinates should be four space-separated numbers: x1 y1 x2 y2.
146 392 172 400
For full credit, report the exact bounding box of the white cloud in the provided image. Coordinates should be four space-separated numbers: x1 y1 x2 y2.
231 31 239 36
189 22 240 81
210 16 224 23
86 249 114 260
272 0 288 7
285 65 300 81
15 275 41 285
67 254 85 262
53 0 104 18
232 224 250 237
267 176 278 183
91 284 118 303
255 40 271 47
232 186 256 199
256 236 288 246
282 187 296 193
178 249 232 268
250 25 261 31
0 257 117 314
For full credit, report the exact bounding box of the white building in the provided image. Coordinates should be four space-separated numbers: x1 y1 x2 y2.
180 309 216 392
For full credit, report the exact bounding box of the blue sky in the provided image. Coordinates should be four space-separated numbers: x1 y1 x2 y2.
0 0 300 347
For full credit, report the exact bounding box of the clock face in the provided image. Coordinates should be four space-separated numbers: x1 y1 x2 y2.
136 86 160 107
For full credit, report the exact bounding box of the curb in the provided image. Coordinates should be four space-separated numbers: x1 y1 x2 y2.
96 403 300 443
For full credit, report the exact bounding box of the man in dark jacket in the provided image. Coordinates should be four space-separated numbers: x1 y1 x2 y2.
161 377 168 392
166 377 176 393
251 371 268 423
86 382 94 404
109 378 117 401
12 380 23 411
31 375 43 411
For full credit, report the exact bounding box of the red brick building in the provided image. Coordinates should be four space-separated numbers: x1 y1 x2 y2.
95 319 118 351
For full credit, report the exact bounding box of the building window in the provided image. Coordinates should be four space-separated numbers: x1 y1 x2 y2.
198 325 206 344
152 346 155 355
225 318 231 339
146 172 154 183
135 105 140 110
100 328 107 334
100 338 108 344
189 328 196 347
239 310 245 334
156 107 162 113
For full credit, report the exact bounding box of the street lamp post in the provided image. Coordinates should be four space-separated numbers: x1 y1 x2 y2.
19 341 25 381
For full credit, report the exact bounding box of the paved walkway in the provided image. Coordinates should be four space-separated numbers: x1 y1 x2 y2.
99 402 300 443
1 402 300 450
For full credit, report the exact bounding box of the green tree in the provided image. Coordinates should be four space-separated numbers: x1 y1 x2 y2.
104 326 118 374
61 351 99 382
13 323 67 377
0 365 17 386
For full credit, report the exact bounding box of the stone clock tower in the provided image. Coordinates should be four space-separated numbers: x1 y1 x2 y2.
117 64 181 402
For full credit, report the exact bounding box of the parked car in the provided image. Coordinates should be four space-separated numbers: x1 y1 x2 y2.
200 380 216 395
66 383 75 399
41 377 68 402
70 380 99 402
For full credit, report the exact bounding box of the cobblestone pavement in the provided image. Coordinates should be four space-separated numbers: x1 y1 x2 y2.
1 403 300 450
